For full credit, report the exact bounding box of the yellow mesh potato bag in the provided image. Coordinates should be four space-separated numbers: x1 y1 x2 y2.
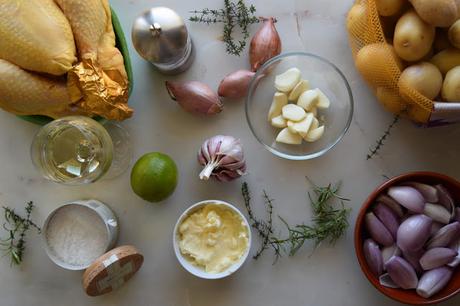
347 0 460 126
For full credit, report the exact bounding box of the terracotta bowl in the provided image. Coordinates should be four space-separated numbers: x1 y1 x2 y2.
355 171 460 305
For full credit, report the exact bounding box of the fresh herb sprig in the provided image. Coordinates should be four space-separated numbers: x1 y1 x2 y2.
242 181 351 261
367 115 400 160
190 0 259 56
0 202 40 266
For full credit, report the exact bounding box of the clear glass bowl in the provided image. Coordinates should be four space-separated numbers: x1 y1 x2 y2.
245 52 354 160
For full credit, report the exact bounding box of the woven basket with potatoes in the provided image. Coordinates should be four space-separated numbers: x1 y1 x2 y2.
347 0 460 126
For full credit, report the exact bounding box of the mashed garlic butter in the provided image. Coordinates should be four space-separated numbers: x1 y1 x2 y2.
178 203 249 274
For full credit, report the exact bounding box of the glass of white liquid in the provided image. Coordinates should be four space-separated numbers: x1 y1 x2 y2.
31 116 132 185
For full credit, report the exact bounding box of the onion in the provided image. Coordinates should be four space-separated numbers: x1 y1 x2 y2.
419 247 458 270
435 185 455 212
423 203 451 224
363 239 384 277
165 81 223 116
397 214 432 252
404 182 439 203
447 239 460 268
402 249 424 274
388 186 425 213
454 207 460 223
416 267 452 298
382 244 401 265
374 203 400 238
385 256 419 289
427 222 460 249
217 70 256 99
365 212 394 246
377 195 405 217
249 17 282 71
430 222 444 236
379 273 400 288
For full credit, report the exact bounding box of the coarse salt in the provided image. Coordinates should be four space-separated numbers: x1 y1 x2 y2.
45 204 108 268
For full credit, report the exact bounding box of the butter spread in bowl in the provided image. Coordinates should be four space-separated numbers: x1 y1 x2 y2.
173 200 251 279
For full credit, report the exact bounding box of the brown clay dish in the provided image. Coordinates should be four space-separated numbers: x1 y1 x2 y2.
355 171 460 305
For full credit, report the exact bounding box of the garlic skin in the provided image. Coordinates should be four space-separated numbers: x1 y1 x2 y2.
198 135 246 182
218 70 256 99
165 81 223 116
249 17 282 71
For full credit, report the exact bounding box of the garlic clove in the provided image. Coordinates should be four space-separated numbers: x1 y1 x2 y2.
271 115 287 128
286 121 297 134
276 128 302 145
310 117 319 130
310 107 318 117
274 68 301 92
267 92 288 121
304 126 325 143
288 80 310 101
315 88 331 109
282 104 306 122
297 89 319 111
291 113 314 137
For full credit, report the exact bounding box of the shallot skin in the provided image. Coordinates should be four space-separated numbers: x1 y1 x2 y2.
218 70 256 99
249 17 282 71
165 81 223 116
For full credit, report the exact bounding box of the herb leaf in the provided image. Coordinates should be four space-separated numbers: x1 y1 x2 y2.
367 115 400 160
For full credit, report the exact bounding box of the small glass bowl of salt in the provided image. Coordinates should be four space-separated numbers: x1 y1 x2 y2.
43 200 118 270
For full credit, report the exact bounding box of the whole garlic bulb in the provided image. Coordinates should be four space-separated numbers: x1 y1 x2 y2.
198 135 246 182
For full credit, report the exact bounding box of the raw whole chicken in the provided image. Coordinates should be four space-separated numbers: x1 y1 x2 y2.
0 0 76 76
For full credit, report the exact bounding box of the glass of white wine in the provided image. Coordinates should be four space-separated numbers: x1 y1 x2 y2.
31 116 132 185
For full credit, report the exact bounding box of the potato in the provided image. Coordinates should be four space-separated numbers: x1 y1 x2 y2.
376 87 406 113
376 0 406 16
430 48 460 75
448 20 460 49
394 10 435 62
356 43 404 87
398 62 443 99
433 29 452 53
347 4 367 32
409 0 459 27
442 66 460 101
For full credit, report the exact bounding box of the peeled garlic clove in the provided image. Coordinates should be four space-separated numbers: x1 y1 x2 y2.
165 81 223 115
304 126 325 143
310 117 319 130
380 273 400 288
365 212 394 246
315 88 331 109
419 247 458 270
377 195 405 218
363 239 384 277
297 89 319 111
397 214 432 252
288 80 310 101
290 113 314 136
276 128 302 145
282 104 306 122
435 185 455 212
385 256 418 289
310 107 318 117
271 115 287 128
424 203 451 224
382 244 401 265
249 17 281 71
268 92 288 120
404 182 439 203
416 267 452 298
388 186 425 213
427 222 460 249
275 68 301 92
374 203 400 238
218 70 256 99
286 121 296 134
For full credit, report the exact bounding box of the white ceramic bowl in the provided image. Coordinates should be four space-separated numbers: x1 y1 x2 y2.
173 200 252 279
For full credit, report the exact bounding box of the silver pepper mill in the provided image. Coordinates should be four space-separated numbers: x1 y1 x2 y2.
132 7 195 74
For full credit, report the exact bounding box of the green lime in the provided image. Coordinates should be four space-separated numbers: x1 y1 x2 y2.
130 152 178 203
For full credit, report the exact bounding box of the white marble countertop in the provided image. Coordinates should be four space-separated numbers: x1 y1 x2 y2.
0 0 460 305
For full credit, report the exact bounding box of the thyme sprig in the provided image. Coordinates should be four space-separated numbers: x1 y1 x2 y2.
367 115 400 160
0 202 40 266
242 181 351 261
190 0 259 56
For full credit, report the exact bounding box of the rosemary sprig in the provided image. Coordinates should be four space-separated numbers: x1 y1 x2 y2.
0 202 40 266
241 181 351 261
367 115 400 160
190 0 259 56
